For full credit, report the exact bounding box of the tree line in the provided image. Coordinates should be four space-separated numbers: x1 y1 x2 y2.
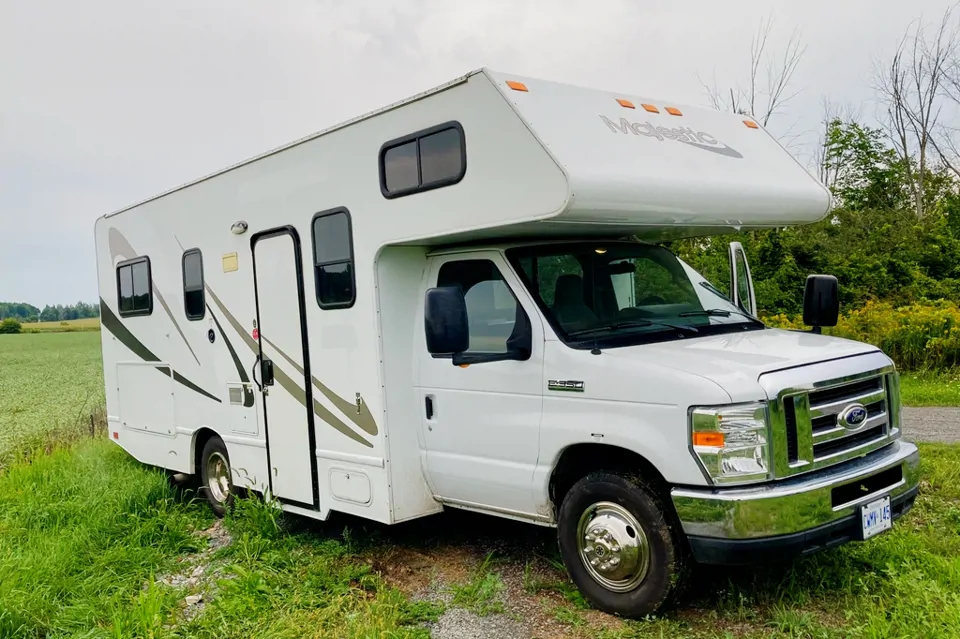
0 301 100 323
675 7 960 317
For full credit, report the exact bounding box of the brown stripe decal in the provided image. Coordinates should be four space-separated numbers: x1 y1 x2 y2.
205 285 374 448
99 299 222 403
260 334 378 436
107 227 201 366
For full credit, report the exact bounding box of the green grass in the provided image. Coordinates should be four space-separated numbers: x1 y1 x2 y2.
0 332 105 466
900 371 960 407
0 442 440 638
0 440 210 638
448 553 505 616
21 317 101 333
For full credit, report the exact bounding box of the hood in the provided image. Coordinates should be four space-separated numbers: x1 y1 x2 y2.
598 328 884 402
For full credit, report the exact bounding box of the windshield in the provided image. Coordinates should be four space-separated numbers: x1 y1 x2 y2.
506 242 764 348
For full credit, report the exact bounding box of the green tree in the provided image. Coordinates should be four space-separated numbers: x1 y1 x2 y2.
0 318 22 334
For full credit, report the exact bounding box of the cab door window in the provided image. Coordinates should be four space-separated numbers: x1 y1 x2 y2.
437 259 526 355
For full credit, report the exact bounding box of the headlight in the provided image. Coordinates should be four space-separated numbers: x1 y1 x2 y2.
690 402 770 485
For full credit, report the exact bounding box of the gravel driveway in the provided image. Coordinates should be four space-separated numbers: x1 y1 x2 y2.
903 407 960 443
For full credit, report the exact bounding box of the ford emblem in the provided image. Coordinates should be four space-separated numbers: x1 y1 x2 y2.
838 403 868 431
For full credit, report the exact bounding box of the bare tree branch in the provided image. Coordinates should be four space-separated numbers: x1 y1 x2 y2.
875 5 959 216
699 16 805 129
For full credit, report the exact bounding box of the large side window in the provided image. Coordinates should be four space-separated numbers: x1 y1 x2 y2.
312 208 355 309
182 249 205 320
437 260 525 355
380 122 465 198
117 257 152 317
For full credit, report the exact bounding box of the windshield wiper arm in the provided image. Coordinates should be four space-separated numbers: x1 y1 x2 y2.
569 320 698 338
679 308 763 324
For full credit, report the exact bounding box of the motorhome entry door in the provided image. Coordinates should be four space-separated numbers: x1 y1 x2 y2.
251 227 318 508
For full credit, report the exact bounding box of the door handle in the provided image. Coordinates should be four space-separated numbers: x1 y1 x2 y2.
261 358 275 387
252 355 262 391
425 396 434 421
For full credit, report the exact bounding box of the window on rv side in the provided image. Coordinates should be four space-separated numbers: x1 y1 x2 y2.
380 122 465 198
182 249 205 320
117 257 152 317
436 260 526 355
312 208 355 309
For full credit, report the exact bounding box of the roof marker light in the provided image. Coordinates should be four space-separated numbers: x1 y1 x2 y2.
744 120 759 129
616 99 636 109
641 104 659 114
665 107 683 116
506 81 528 92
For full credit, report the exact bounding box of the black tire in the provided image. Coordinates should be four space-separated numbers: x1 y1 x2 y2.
199 436 233 518
557 471 683 618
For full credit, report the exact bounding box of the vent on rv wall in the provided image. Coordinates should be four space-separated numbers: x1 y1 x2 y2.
228 387 243 405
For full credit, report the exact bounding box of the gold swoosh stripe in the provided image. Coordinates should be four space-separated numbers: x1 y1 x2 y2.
260 334 378 436
205 285 374 448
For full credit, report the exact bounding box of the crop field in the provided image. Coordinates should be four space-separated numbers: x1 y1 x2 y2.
20 317 101 333
1 332 959 638
0 331 104 465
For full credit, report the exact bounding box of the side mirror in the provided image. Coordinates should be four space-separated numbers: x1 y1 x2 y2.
424 287 469 354
803 275 839 334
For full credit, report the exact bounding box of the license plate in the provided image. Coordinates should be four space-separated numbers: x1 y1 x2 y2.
861 495 892 540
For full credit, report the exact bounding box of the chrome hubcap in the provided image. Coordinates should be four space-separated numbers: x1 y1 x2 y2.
206 452 231 504
577 501 649 592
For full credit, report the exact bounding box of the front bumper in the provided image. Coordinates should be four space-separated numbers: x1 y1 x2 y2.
671 440 920 565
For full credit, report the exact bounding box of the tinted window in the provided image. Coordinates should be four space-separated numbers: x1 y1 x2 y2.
437 260 523 355
182 249 205 320
380 122 465 197
117 257 152 317
382 141 419 193
419 128 463 185
312 209 355 308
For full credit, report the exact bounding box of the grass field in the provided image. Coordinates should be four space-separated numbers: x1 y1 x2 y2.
0 332 104 466
1 333 959 638
900 371 960 407
20 317 101 333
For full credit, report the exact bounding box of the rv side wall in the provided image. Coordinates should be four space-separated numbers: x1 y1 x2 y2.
94 71 569 525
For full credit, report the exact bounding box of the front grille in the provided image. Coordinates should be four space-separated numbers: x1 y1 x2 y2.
807 375 890 463
773 370 897 478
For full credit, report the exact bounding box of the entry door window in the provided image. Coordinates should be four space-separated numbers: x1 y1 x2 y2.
437 260 525 355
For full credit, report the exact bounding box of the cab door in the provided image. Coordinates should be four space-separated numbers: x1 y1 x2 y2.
415 252 545 516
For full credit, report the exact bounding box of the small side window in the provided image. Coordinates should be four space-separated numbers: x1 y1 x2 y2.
380 122 465 198
182 249 205 320
117 257 152 317
312 208 355 309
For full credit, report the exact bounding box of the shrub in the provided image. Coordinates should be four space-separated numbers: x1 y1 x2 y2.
763 300 960 371
0 318 22 334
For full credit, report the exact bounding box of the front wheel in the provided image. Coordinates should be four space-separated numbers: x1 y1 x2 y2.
557 471 683 617
200 436 234 517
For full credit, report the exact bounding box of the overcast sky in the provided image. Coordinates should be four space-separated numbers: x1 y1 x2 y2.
1 0 953 305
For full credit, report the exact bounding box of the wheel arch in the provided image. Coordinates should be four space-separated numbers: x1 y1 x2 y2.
191 427 222 475
549 443 671 510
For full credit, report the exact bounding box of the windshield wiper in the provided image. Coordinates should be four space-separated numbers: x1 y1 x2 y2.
679 308 758 322
569 320 698 339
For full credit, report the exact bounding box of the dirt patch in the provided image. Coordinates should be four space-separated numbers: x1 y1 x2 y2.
154 519 234 621
367 533 626 639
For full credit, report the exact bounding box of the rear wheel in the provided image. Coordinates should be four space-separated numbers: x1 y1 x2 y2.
557 471 683 617
200 437 233 517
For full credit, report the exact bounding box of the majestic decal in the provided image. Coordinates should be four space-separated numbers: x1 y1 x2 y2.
599 115 744 159
99 299 222 403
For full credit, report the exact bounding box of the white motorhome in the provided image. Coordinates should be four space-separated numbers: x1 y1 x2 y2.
95 69 920 616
